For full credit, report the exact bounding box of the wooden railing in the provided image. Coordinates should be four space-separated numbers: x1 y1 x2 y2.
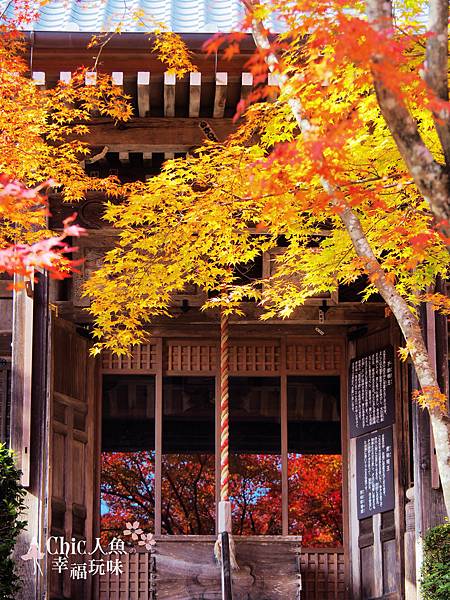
98 541 346 600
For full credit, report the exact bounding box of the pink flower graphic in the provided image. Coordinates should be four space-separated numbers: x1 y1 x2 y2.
123 521 143 541
138 533 156 551
20 537 44 575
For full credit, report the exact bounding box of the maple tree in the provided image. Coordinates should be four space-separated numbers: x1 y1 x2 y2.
289 454 343 546
101 451 342 545
0 0 132 280
85 0 450 517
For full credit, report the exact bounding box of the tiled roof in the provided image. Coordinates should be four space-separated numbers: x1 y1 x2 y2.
0 0 281 33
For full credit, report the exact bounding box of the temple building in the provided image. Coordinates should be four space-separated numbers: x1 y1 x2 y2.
0 2 448 599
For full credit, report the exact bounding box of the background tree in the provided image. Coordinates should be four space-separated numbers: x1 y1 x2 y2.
101 452 342 545
86 0 450 517
0 0 131 278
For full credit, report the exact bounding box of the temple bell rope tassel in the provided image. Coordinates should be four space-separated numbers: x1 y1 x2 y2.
214 310 239 571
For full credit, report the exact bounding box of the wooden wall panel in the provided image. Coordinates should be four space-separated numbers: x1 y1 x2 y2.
72 439 86 505
101 343 158 373
102 338 346 376
51 431 66 499
286 342 342 373
300 549 347 600
229 342 280 374
165 341 217 374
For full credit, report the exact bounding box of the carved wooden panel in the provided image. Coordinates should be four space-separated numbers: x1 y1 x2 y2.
300 549 347 600
286 342 342 373
71 235 117 308
101 340 344 376
165 341 217 374
229 342 280 374
49 193 117 230
99 550 156 599
101 344 158 373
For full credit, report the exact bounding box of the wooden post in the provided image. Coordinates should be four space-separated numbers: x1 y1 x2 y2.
413 300 448 591
280 338 289 536
220 532 233 600
347 339 361 598
10 272 50 599
155 338 163 535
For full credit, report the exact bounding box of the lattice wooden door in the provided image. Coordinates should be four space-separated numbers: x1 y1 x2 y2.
48 317 96 599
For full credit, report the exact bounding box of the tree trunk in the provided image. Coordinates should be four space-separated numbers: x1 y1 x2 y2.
366 0 450 241
339 205 450 517
246 5 450 516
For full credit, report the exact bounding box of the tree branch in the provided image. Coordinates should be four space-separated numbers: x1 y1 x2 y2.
425 0 450 167
366 0 450 239
246 1 450 516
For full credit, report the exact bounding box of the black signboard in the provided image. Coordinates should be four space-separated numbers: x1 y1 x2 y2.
349 346 395 438
356 426 395 519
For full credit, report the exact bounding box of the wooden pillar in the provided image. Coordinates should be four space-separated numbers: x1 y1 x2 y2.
340 341 351 599
280 337 288 536
10 272 50 599
412 301 448 592
154 338 163 536
347 340 361 599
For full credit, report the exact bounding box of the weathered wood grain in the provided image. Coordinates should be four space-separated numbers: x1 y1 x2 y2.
76 117 237 152
99 542 347 600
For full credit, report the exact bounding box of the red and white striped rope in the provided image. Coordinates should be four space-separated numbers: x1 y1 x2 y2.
220 310 230 502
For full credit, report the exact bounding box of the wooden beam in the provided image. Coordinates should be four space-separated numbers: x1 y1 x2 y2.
59 71 71 84
267 73 280 102
347 339 361 598
137 71 150 117
85 71 97 86
372 513 383 597
32 71 46 89
189 72 201 117
340 345 351 600
213 72 228 118
164 72 176 117
111 71 123 88
240 72 253 102
78 117 237 152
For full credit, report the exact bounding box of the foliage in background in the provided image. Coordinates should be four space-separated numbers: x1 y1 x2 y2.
85 0 450 517
0 2 131 278
100 451 342 545
421 523 450 600
0 443 26 600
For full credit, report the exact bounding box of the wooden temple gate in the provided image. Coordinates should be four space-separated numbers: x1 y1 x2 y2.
46 322 349 600
41 306 411 599
1 26 447 600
